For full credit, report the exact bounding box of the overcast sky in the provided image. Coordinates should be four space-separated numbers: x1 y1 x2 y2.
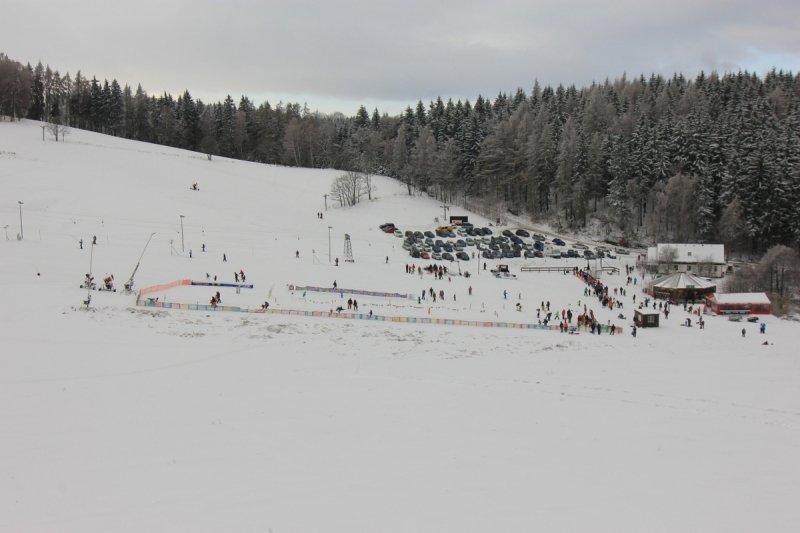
5 0 800 115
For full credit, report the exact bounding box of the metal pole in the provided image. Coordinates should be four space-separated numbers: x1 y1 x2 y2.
440 204 449 223
324 194 328 211
18 201 24 239
179 215 185 253
328 226 332 263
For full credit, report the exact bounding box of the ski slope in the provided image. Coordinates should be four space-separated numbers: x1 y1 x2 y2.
1 119 799 533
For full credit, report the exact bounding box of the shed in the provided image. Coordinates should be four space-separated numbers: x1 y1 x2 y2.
634 309 660 328
705 293 772 315
645 272 716 303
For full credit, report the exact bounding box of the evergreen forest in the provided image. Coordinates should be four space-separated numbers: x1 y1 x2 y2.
2 52 799 254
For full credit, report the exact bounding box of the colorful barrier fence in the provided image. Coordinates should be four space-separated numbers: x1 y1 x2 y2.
135 298 617 334
291 285 412 300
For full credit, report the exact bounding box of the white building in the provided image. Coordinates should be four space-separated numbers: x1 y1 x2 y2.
645 243 726 278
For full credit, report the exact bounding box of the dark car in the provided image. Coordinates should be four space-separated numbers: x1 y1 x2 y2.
481 227 492 235
482 250 495 259
443 244 454 252
524 250 536 258
533 240 544 251
567 249 579 258
424 231 435 238
552 238 566 246
410 249 420 258
502 229 514 238
584 250 595 259
532 233 545 241
379 223 395 231
442 252 454 261
456 251 470 261
503 250 515 258
515 229 530 237
534 250 544 258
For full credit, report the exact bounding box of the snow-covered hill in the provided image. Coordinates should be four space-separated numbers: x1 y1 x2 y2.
2 120 799 533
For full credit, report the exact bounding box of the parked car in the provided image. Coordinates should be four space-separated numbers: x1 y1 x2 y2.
379 223 395 231
615 248 630 255
533 240 544 251
432 252 442 260
584 250 595 259
552 238 566 246
515 229 530 237
424 231 435 238
532 233 545 241
420 251 430 260
454 251 468 261
394 230 404 238
481 227 492 235
410 249 420 258
442 252 454 261
482 250 495 259
567 249 579 258
502 229 514 238
573 242 588 250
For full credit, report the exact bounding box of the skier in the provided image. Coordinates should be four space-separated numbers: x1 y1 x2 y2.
742 328 746 338
92 235 97 245
760 322 766 334
239 270 245 282
202 243 206 252
335 257 339 266
189 249 192 258
503 290 507 299
333 280 337 289
296 250 300 258
234 272 239 282
468 286 472 296
79 239 83 249
223 253 227 262
386 256 389 264
216 291 221 304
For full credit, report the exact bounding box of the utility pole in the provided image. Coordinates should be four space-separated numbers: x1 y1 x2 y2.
179 215 185 253
323 194 328 211
328 226 332 263
440 203 449 223
18 201 24 240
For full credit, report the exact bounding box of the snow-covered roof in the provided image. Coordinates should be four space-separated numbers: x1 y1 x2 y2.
652 243 725 264
647 272 717 290
712 293 771 304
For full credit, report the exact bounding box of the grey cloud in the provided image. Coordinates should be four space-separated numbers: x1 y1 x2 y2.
4 0 799 113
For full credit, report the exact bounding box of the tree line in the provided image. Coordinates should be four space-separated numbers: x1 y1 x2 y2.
1 52 798 253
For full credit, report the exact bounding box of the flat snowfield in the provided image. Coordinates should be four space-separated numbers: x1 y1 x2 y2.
1 120 799 533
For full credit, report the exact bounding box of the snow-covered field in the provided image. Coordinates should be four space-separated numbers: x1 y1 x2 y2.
2 120 799 533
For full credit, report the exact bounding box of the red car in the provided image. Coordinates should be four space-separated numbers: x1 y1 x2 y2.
420 251 431 260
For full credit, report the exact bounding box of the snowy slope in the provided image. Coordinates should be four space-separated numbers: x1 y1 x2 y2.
1 119 799 533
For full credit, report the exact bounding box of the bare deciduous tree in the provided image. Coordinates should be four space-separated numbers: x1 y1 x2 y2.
331 171 365 207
